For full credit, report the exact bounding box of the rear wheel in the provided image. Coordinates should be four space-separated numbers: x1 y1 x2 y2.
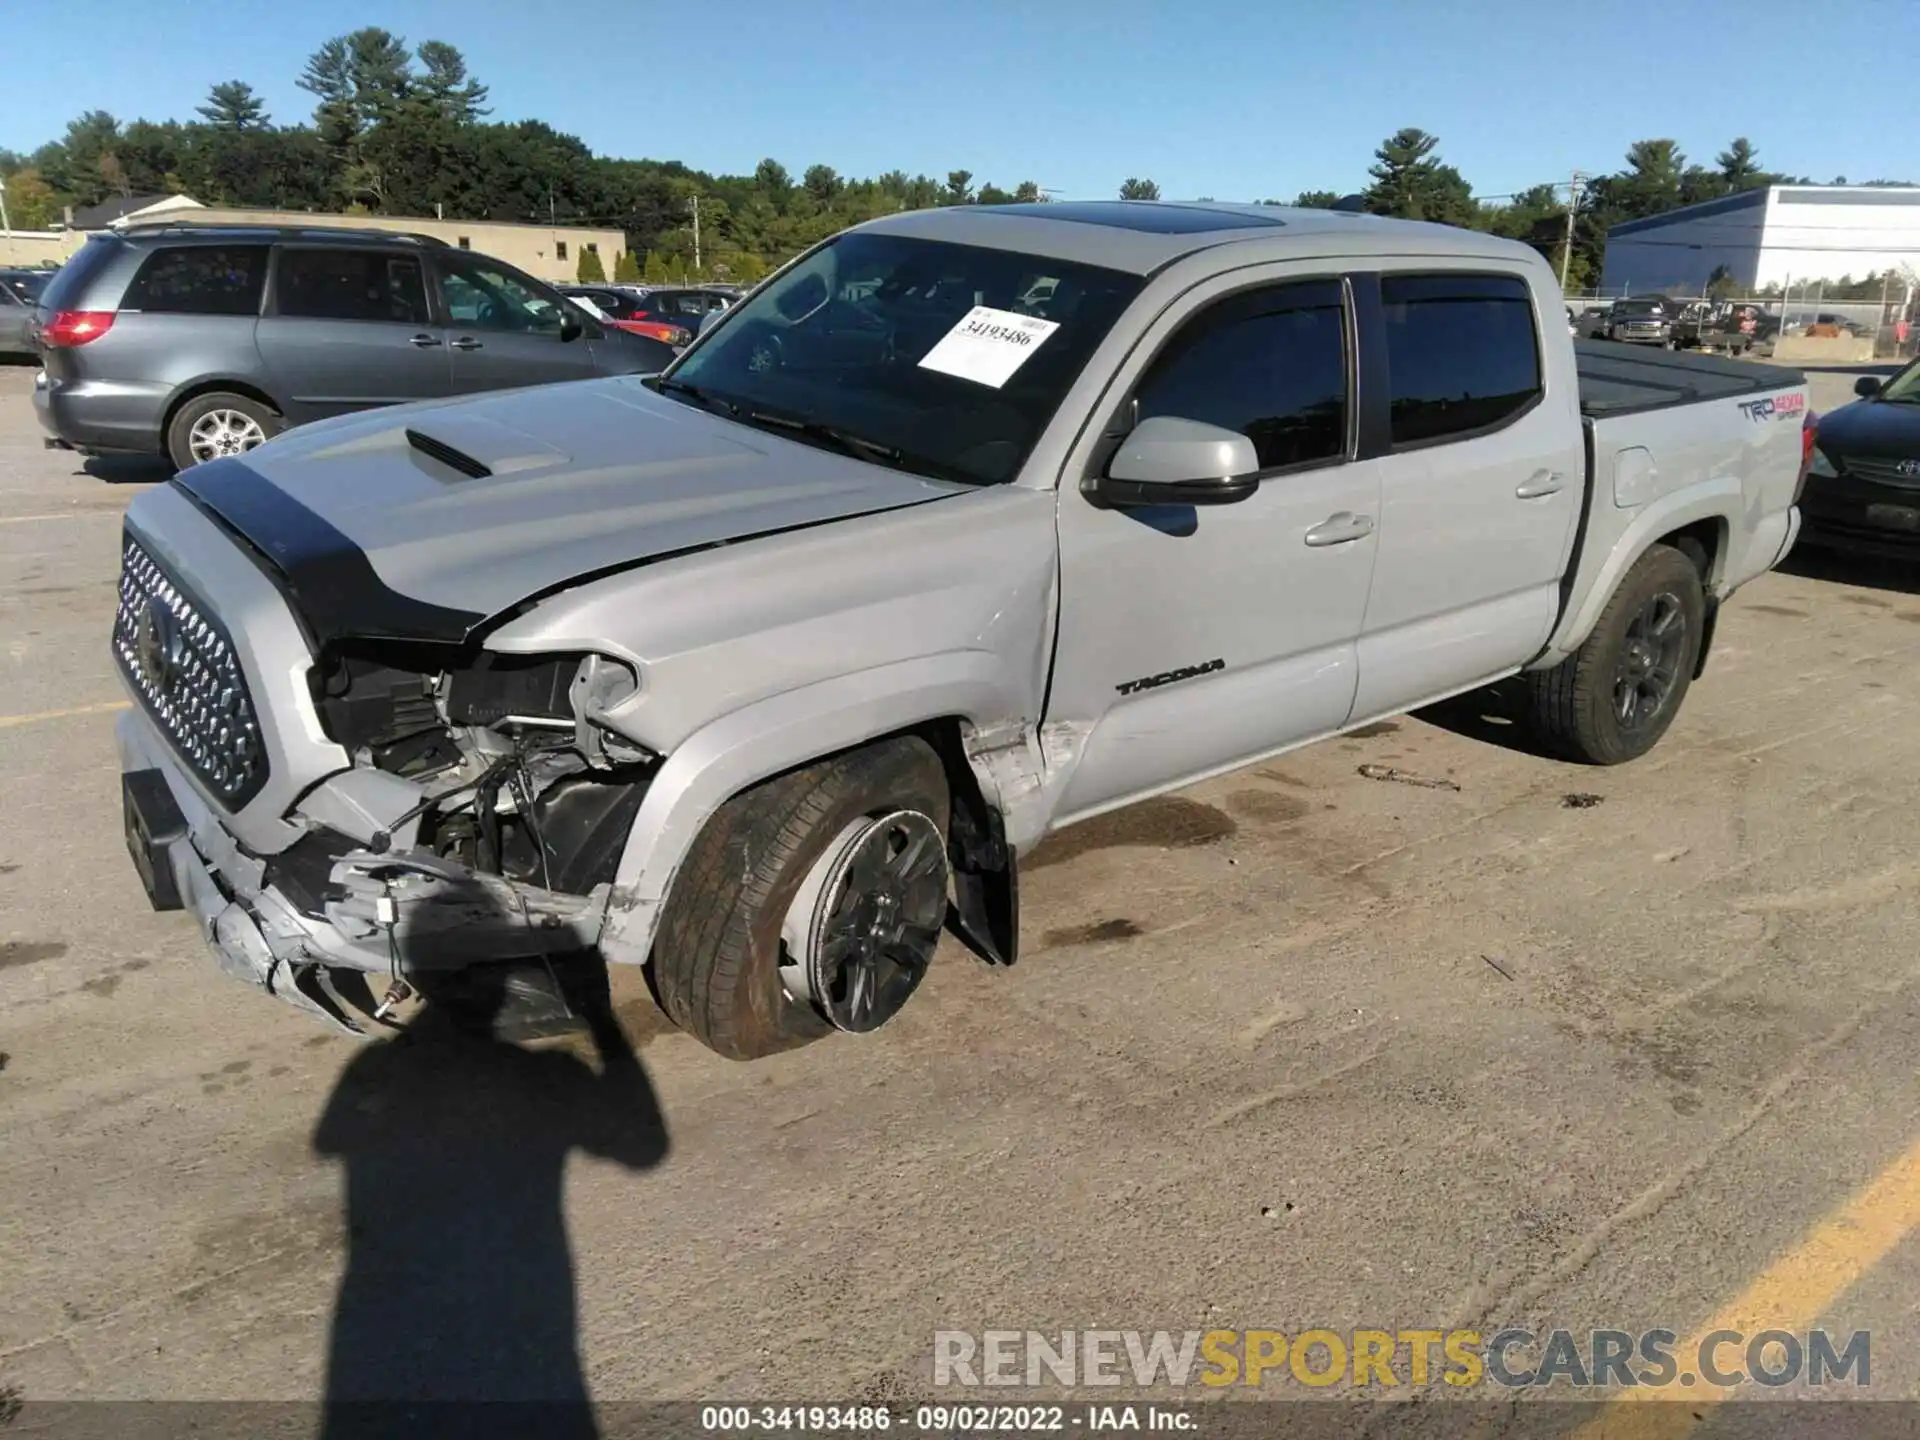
650 736 951 1060
1526 543 1705 765
167 392 282 471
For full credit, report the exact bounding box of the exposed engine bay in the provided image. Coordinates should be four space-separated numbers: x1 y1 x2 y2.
234 645 663 1030
307 645 654 894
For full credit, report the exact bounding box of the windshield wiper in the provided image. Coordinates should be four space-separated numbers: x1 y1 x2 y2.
647 375 737 414
744 411 905 465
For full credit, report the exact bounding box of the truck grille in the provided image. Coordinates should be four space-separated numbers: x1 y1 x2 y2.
113 534 267 806
1839 455 1920 491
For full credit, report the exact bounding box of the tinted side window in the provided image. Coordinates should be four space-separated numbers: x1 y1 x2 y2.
1134 280 1348 471
1381 274 1540 447
276 249 428 325
124 246 268 316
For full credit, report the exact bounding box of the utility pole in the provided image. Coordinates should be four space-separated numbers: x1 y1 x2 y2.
0 177 10 267
1559 170 1583 292
691 195 701 273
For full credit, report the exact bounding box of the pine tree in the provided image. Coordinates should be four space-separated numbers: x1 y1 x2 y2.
196 81 268 132
1119 177 1159 200
614 250 641 283
664 253 688 285
1363 128 1475 225
643 250 668 284
576 247 607 283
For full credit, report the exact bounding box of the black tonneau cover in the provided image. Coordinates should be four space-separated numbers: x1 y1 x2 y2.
1576 340 1805 418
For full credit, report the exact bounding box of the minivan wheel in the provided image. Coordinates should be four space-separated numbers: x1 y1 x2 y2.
650 736 951 1061
167 392 282 471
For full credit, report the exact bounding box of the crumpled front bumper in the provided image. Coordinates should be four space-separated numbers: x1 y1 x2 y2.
117 710 607 1035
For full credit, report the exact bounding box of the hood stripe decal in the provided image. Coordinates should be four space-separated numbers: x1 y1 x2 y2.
171 458 486 651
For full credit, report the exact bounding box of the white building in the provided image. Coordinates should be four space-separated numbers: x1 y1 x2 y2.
1600 184 1920 295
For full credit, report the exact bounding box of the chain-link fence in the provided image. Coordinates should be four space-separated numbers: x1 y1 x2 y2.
1566 284 1918 362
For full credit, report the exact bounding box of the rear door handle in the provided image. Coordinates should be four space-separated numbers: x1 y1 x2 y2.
1303 512 1375 547
408 333 443 348
449 337 484 351
1516 469 1567 499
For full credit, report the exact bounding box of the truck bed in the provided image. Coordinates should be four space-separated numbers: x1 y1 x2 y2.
1575 341 1804 418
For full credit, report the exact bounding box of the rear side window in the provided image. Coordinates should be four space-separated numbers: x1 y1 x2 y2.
276 249 429 325
1381 274 1540 446
124 246 268 317
1133 279 1348 471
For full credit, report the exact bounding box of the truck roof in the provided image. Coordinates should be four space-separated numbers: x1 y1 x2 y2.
855 200 1542 275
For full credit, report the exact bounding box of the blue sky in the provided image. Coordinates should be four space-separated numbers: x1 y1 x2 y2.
1 0 1911 202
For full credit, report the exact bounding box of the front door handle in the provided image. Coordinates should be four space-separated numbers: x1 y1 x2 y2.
1516 469 1567 499
449 337 484 351
408 333 443 348
1303 512 1375 547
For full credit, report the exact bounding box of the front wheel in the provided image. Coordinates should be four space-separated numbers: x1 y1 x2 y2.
1526 543 1705 765
649 736 951 1060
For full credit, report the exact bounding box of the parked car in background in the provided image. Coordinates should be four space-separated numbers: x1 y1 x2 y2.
32 224 677 471
109 202 1809 1055
1601 296 1679 346
1670 301 1754 355
617 285 739 330
0 269 51 358
1799 360 1920 558
557 284 694 348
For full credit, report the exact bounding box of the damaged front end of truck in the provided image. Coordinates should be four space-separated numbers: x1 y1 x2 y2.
120 546 665 1035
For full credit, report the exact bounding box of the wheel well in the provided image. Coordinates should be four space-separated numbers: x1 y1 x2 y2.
1657 517 1725 587
161 380 285 443
914 717 1019 967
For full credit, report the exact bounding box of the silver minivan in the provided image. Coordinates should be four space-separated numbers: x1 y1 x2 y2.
32 224 675 470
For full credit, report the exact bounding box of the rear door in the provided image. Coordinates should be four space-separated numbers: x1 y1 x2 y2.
257 247 448 422
1347 270 1583 721
432 253 602 392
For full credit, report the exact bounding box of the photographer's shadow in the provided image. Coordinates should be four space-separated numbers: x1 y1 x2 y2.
314 958 669 1439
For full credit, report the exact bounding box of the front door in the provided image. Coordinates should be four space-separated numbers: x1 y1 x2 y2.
434 255 602 393
1348 270 1584 721
256 247 449 423
1046 273 1382 824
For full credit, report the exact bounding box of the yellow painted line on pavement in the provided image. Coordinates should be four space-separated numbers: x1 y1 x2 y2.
0 510 123 526
1574 1130 1920 1437
0 700 130 729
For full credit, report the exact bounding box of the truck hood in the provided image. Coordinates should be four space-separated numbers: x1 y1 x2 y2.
167 378 969 648
1814 396 1920 461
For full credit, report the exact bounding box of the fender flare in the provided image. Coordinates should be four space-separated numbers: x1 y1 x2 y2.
1536 483 1740 667
598 650 1030 966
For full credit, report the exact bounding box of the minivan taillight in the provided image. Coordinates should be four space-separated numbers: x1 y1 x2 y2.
40 310 116 347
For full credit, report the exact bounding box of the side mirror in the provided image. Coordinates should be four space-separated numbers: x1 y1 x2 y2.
1855 376 1883 398
559 308 584 342
1091 416 1260 508
697 308 727 336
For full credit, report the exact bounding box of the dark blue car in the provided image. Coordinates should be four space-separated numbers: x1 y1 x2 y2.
1800 363 1920 558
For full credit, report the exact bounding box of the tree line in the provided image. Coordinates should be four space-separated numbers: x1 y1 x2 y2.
0 31 1907 291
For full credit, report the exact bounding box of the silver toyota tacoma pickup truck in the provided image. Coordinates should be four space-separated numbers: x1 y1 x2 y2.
113 201 1813 1058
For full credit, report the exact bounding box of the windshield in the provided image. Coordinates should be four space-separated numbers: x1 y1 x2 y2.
661 232 1145 485
1878 358 1920 404
1613 300 1667 318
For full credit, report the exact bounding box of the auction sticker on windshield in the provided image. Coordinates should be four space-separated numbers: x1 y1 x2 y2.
918 306 1061 389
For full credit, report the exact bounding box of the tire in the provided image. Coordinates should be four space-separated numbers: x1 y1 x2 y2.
650 736 950 1061
166 391 282 472
1526 543 1706 766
